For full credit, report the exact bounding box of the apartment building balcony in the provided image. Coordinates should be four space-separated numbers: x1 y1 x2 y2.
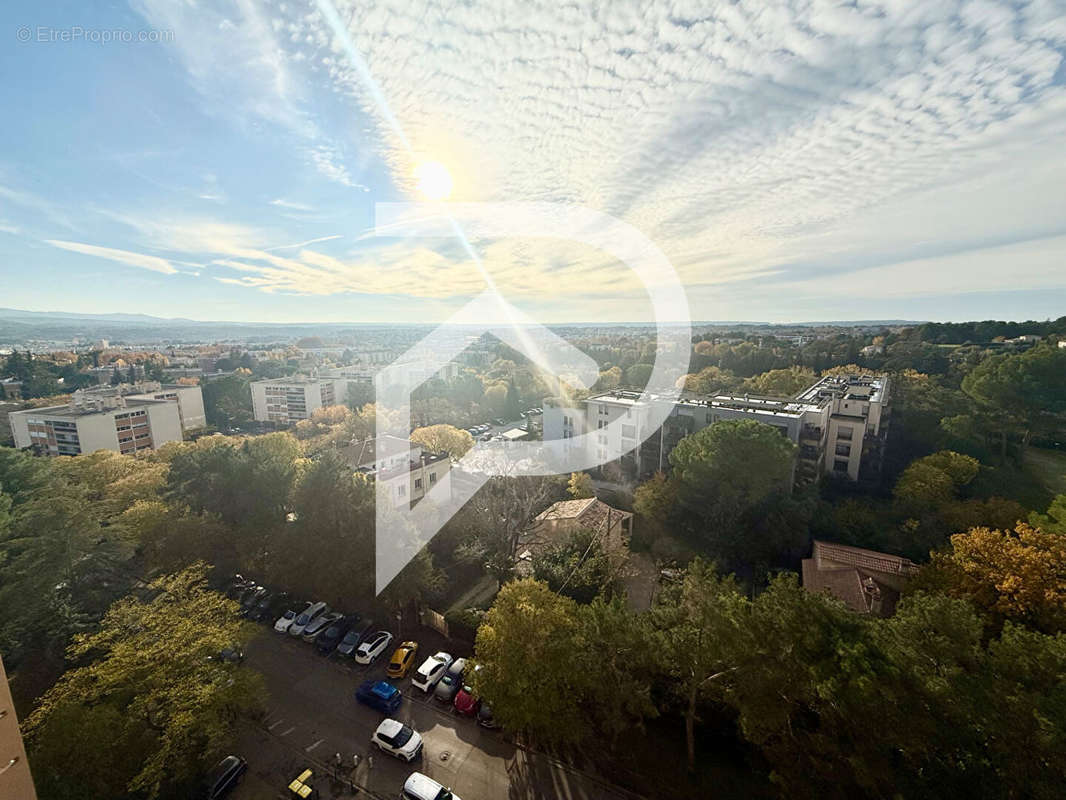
800 425 822 442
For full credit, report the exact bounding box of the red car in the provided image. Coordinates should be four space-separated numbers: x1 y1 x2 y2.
453 684 478 716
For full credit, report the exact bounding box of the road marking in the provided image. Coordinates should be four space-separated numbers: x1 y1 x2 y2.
268 719 285 730
305 738 326 753
279 727 296 737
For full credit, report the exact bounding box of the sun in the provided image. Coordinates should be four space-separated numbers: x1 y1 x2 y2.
414 160 453 200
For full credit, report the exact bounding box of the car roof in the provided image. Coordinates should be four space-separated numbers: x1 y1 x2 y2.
376 718 404 737
403 772 445 795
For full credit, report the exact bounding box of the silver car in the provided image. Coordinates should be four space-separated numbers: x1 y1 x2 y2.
433 657 466 703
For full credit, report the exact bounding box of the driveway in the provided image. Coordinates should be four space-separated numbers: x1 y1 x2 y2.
233 628 640 800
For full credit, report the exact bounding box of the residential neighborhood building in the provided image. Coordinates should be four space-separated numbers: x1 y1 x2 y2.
74 382 206 432
1 655 37 800
0 379 21 400
801 540 919 616
9 391 184 456
250 376 346 424
515 497 633 576
543 373 891 485
337 434 452 509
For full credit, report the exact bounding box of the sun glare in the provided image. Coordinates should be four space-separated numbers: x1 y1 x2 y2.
414 160 453 200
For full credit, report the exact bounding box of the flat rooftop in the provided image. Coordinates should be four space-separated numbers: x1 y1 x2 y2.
795 374 887 404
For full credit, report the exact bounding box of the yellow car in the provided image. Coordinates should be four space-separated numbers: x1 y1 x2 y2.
386 641 419 679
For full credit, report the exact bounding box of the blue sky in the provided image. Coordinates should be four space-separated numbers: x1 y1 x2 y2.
2 0 1065 324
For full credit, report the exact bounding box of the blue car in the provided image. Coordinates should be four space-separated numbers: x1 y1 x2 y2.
355 680 402 715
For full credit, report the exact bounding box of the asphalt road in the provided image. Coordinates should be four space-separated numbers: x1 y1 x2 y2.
232 628 638 800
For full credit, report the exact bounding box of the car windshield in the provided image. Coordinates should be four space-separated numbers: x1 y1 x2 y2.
283 610 295 619
343 631 360 644
441 675 455 686
295 614 309 625
393 726 413 747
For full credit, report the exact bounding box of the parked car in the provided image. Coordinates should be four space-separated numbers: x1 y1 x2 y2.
355 679 402 715
288 601 329 637
491 418 504 425
202 755 247 799
411 652 454 693
401 772 462 800
386 641 420 679
314 614 354 654
453 686 478 716
371 719 423 762
252 590 291 622
302 610 343 643
335 615 370 657
274 601 311 634
353 630 393 665
238 587 267 616
477 702 499 729
433 658 466 703
226 574 255 598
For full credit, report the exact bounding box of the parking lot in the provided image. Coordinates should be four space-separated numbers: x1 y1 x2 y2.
231 626 638 800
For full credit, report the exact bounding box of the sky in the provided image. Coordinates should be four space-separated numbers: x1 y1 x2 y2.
1 0 1065 324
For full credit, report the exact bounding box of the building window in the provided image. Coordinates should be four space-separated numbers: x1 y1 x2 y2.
598 419 606 429
429 472 437 484
414 478 423 489
837 426 854 441
398 485 406 498
835 443 851 457
834 459 849 472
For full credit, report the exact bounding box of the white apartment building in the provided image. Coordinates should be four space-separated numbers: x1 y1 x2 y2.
250 377 345 424
78 381 206 432
9 392 184 457
337 434 453 509
543 373 891 485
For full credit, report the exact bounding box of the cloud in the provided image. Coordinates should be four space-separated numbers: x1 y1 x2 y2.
118 0 1066 315
270 198 315 211
45 239 179 275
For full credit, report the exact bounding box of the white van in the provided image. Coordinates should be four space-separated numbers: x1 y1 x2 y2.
401 771 460 800
288 601 328 637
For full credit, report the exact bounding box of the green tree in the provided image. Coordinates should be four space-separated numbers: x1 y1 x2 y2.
472 579 589 745
531 527 613 604
24 564 265 798
650 559 748 771
669 419 796 558
962 344 1066 460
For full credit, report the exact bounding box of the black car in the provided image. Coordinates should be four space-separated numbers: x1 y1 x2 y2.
202 755 246 798
250 591 288 622
238 587 267 616
335 615 371 657
477 703 499 729
315 615 355 654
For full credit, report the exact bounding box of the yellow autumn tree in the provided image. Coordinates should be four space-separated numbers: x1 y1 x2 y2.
921 523 1066 633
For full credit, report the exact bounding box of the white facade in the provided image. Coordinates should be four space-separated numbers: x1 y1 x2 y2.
544 374 890 484
9 395 183 456
337 435 453 509
125 384 206 431
250 377 345 423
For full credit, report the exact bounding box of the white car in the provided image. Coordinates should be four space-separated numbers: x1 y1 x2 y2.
353 630 393 665
371 719 423 762
411 651 453 693
288 601 328 638
274 602 311 634
402 772 461 800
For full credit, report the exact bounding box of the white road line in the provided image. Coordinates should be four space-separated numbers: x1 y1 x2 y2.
279 726 296 737
305 738 326 753
268 719 285 730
